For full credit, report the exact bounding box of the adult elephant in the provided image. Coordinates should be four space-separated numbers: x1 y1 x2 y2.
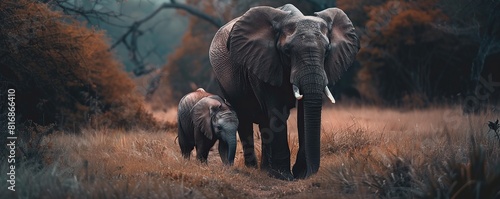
209 4 359 180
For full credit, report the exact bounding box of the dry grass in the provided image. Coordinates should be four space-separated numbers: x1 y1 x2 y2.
2 106 499 198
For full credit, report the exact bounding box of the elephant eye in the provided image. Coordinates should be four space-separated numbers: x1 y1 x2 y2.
216 126 223 131
283 43 292 56
284 48 291 56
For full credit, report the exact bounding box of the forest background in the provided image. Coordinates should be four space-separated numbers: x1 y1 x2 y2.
2 0 498 130
0 0 499 198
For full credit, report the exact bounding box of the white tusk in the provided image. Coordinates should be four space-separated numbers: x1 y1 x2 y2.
324 86 336 104
293 85 303 100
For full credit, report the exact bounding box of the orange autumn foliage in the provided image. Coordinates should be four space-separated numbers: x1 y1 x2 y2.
0 0 157 131
354 0 474 106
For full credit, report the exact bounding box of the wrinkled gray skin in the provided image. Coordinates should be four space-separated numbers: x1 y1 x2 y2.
177 88 239 165
209 4 359 179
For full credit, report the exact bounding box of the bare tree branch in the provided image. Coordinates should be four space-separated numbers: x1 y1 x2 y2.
40 0 221 76
469 3 500 84
46 0 124 23
464 1 500 113
108 0 222 76
46 0 223 76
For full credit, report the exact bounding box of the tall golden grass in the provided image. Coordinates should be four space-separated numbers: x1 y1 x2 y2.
2 106 499 198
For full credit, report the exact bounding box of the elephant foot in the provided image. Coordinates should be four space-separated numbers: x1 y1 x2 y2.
244 157 258 168
292 164 314 179
265 168 294 181
292 169 308 179
292 164 318 179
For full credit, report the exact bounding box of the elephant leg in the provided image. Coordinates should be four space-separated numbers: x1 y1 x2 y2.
180 141 194 159
238 119 258 167
178 124 194 159
195 147 209 164
293 100 307 178
260 108 292 181
195 139 215 164
259 119 272 171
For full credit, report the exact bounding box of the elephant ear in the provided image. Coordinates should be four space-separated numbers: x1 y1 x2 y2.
191 97 221 140
229 6 290 86
315 8 360 85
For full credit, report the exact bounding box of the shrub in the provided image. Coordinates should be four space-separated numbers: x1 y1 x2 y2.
0 0 157 131
0 0 160 162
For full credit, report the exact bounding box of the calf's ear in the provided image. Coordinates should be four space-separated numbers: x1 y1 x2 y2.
192 98 221 140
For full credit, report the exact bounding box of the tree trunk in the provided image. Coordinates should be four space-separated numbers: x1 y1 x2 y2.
463 3 500 114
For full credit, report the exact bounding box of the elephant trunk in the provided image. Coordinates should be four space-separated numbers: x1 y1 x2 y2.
289 45 327 178
219 133 237 165
227 137 237 165
301 81 323 176
291 53 326 178
301 73 326 176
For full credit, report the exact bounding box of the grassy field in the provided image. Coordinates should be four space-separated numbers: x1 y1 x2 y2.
2 106 500 198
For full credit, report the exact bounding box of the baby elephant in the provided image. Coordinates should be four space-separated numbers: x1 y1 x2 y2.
177 88 239 165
